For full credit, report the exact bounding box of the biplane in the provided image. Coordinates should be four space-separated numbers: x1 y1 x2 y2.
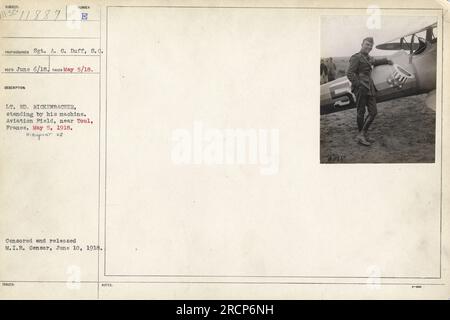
320 22 437 115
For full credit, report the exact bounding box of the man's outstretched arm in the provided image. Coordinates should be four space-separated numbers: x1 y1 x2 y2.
372 57 393 66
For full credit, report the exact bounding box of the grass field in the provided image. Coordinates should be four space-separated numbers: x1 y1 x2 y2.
320 93 436 163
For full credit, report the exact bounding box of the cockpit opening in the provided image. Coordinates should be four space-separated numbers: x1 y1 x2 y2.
375 24 437 55
413 37 427 55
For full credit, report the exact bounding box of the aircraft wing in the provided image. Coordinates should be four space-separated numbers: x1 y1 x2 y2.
375 22 437 50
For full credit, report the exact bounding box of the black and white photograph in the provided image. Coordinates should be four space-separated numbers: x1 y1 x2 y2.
320 15 438 163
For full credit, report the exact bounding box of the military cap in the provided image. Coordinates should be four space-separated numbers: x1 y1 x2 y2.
362 37 374 44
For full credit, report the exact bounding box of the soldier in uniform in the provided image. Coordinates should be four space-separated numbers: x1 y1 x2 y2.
347 37 393 146
320 58 328 84
327 57 336 81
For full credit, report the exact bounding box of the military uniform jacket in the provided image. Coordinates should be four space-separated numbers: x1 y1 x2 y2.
346 52 389 96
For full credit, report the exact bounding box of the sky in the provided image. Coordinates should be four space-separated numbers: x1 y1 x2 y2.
321 15 437 57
